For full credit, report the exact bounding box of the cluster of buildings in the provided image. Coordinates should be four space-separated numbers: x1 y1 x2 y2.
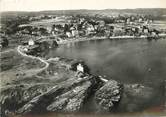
49 18 109 37
16 14 162 41
48 15 160 39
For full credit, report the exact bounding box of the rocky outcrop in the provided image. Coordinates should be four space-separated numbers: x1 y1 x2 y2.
18 75 100 115
94 81 159 113
95 80 122 112
1 70 162 116
0 73 101 116
0 83 52 117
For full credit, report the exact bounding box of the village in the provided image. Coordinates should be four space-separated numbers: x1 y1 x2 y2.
15 14 166 43
1 13 166 50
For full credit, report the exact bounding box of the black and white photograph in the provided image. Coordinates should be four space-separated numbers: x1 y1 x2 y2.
0 0 166 117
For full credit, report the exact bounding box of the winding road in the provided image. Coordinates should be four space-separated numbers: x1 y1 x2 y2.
0 46 52 88
17 45 49 74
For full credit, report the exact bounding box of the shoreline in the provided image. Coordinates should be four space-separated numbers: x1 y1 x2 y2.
17 45 109 83
52 33 166 82
56 33 166 44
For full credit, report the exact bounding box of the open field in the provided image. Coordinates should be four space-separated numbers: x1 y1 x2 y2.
24 18 68 28
149 20 166 30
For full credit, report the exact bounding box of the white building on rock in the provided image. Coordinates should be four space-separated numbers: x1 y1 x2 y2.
77 63 84 73
28 39 35 46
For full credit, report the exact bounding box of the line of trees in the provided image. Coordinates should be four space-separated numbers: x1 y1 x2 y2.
1 16 30 35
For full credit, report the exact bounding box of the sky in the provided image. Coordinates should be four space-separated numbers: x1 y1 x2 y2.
0 0 166 12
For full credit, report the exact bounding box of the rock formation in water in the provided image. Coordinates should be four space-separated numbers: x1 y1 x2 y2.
95 79 122 112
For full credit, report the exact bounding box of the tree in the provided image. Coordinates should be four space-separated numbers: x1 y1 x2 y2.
0 36 9 48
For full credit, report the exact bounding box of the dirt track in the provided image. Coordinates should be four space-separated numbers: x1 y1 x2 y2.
17 45 49 75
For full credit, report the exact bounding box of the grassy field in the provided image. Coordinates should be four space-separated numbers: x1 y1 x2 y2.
0 49 45 86
0 45 78 87
25 17 68 28
149 20 166 30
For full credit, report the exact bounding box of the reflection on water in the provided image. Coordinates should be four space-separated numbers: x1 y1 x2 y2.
47 38 166 113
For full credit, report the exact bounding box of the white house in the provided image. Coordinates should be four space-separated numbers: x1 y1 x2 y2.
28 39 35 46
77 63 84 72
66 32 72 38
